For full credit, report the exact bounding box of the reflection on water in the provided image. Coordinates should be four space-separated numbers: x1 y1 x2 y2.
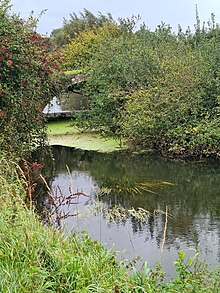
43 146 220 276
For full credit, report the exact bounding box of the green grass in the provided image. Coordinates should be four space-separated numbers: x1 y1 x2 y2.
0 157 131 292
0 155 219 292
46 120 125 152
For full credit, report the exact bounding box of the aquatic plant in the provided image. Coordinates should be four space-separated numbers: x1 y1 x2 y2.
99 178 173 195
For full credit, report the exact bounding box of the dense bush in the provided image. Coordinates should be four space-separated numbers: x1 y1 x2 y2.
0 0 62 155
120 24 220 157
62 14 220 157
63 23 123 71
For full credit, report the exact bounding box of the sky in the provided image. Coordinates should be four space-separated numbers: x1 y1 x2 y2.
10 0 220 35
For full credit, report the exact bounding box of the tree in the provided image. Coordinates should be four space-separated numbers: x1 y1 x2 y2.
62 9 220 157
50 9 114 47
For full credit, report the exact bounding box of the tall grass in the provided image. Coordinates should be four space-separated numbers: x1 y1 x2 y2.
0 155 219 292
0 157 131 292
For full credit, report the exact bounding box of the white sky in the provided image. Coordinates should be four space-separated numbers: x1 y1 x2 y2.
10 0 220 35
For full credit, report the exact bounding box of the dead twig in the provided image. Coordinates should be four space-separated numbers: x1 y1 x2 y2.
160 205 168 258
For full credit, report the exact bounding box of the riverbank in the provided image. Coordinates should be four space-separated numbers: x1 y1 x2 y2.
0 155 219 291
46 120 125 152
0 156 134 291
46 120 220 162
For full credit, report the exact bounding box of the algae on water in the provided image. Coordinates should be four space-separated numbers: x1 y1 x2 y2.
46 120 125 152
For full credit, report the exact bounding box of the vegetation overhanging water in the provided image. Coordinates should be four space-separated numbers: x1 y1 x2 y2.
1 0 220 290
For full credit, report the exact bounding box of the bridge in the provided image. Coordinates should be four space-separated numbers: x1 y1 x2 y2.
43 73 88 119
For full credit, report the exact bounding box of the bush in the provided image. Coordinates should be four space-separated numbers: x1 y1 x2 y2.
0 0 62 155
64 16 220 157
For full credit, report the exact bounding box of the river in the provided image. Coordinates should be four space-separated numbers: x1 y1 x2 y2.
39 145 220 277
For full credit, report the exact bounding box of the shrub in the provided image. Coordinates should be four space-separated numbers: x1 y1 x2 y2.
0 0 62 155
66 16 220 157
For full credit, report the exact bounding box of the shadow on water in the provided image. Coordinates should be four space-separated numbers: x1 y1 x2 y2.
35 145 220 276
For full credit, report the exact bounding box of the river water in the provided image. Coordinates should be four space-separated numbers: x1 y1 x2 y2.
41 145 220 276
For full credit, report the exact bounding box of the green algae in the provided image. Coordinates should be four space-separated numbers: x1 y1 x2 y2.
46 120 125 152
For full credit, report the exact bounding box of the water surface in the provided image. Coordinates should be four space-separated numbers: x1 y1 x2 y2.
43 146 220 276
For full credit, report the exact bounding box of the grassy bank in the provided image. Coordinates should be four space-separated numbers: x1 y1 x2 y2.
0 156 220 292
46 120 125 152
0 157 132 291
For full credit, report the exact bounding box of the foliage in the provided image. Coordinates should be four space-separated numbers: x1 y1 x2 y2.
63 23 123 71
120 21 220 157
50 9 115 47
0 0 62 155
50 27 68 47
132 252 220 292
62 11 220 157
0 2 219 290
